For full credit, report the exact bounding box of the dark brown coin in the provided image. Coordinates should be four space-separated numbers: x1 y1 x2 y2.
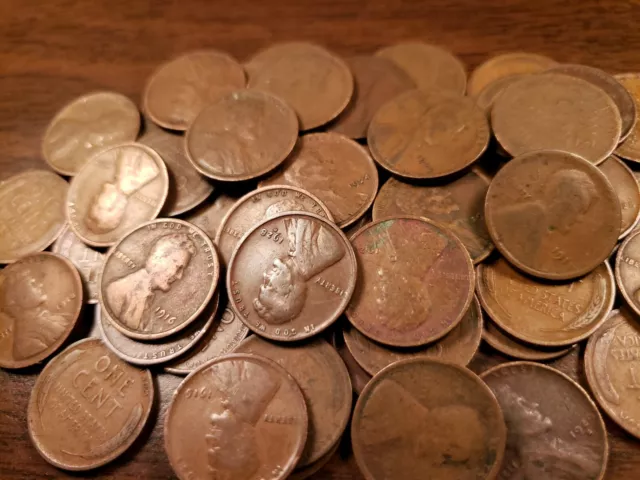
473 74 523 116
352 358 506 480
616 74 640 163
182 191 242 241
615 230 640 317
599 155 640 239
332 326 372 395
28 338 154 470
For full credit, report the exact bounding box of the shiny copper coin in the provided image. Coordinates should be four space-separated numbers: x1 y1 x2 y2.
615 74 640 163
368 89 490 179
347 217 474 347
289 438 339 480
352 358 506 480
473 74 523 116
182 191 242 241
42 92 140 176
261 133 378 228
485 150 621 280
481 362 608 480
165 353 308 480
599 155 640 239
67 143 169 247
614 230 640 317
332 326 372 395
99 218 219 340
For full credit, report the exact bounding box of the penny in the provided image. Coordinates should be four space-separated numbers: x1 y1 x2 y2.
485 150 621 280
614 230 640 317
182 191 243 241
332 326 372 395
599 155 640 239
27 338 154 470
235 336 352 467
372 169 494 263
99 218 219 340
42 92 140 176
260 133 378 228
0 252 83 369
164 353 308 480
615 74 640 163
473 74 523 116
288 438 339 480
368 89 490 179
492 73 622 164
347 217 474 347
245 42 353 130
67 143 169 247
143 50 246 131
481 362 608 480
0 170 67 263
227 212 357 341
477 256 614 347
352 358 506 480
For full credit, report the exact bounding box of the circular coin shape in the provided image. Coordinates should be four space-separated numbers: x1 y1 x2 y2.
42 92 140 175
165 353 308 480
27 338 154 470
352 358 506 480
615 74 640 163
481 362 608 480
67 143 169 247
599 155 640 239
473 74 523 116
485 150 621 280
289 439 339 480
347 217 474 347
99 218 219 340
332 326 372 396
614 230 640 317
182 191 243 241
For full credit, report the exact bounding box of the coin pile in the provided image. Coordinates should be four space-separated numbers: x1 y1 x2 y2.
3 41 640 479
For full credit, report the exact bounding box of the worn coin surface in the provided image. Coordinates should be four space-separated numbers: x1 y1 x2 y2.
182 191 243 241
599 155 640 239
615 74 640 163
27 338 154 470
473 74 523 116
352 358 506 480
332 326 372 395
614 230 640 317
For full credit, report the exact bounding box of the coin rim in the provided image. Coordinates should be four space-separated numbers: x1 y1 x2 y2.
615 229 640 317
614 73 640 162
600 155 640 240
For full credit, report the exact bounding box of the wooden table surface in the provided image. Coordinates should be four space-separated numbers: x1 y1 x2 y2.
2 0 640 478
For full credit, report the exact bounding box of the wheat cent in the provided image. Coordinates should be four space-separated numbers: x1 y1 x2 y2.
599 155 640 239
183 191 243 241
165 353 308 480
352 358 506 480
42 92 140 176
485 150 621 280
614 230 640 317
615 74 640 163
481 362 608 480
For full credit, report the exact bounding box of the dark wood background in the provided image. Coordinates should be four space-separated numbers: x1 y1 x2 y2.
2 0 640 478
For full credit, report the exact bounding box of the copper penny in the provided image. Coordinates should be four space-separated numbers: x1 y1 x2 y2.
67 143 169 247
0 170 67 263
27 338 154 470
599 155 640 239
0 252 83 369
481 362 608 480
235 336 352 467
245 42 353 130
42 92 140 176
485 150 621 280
164 353 308 480
99 218 219 340
260 133 378 228
352 358 506 480
473 74 523 116
492 73 621 164
347 217 474 347
143 50 246 131
182 191 242 241
368 89 490 179
332 326 372 395
614 229 640 317
288 438 339 480
615 74 640 163
373 169 494 263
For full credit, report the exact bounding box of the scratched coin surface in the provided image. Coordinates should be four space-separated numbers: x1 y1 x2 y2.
481 362 608 480
67 143 169 247
332 326 372 395
614 230 640 317
485 150 621 280
165 353 308 480
352 358 506 480
615 74 640 163
368 89 490 179
182 191 243 241
99 219 219 340
42 92 140 175
27 338 154 470
0 170 68 263
143 50 246 131
261 133 378 228
228 212 357 341
599 155 640 239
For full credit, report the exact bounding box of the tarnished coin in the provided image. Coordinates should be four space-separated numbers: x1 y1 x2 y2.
492 73 622 164
27 338 154 470
352 358 506 480
228 212 357 341
332 326 372 395
373 169 493 263
615 74 640 163
235 336 352 467
182 191 243 241
481 362 608 480
143 50 246 131
67 143 169 247
0 253 83 369
485 150 621 280
599 155 640 239
165 353 308 480
614 230 640 317
99 218 219 340
473 74 523 116
288 439 339 480
261 133 378 228
0 170 67 263
347 217 474 347
42 92 140 176
368 90 490 179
